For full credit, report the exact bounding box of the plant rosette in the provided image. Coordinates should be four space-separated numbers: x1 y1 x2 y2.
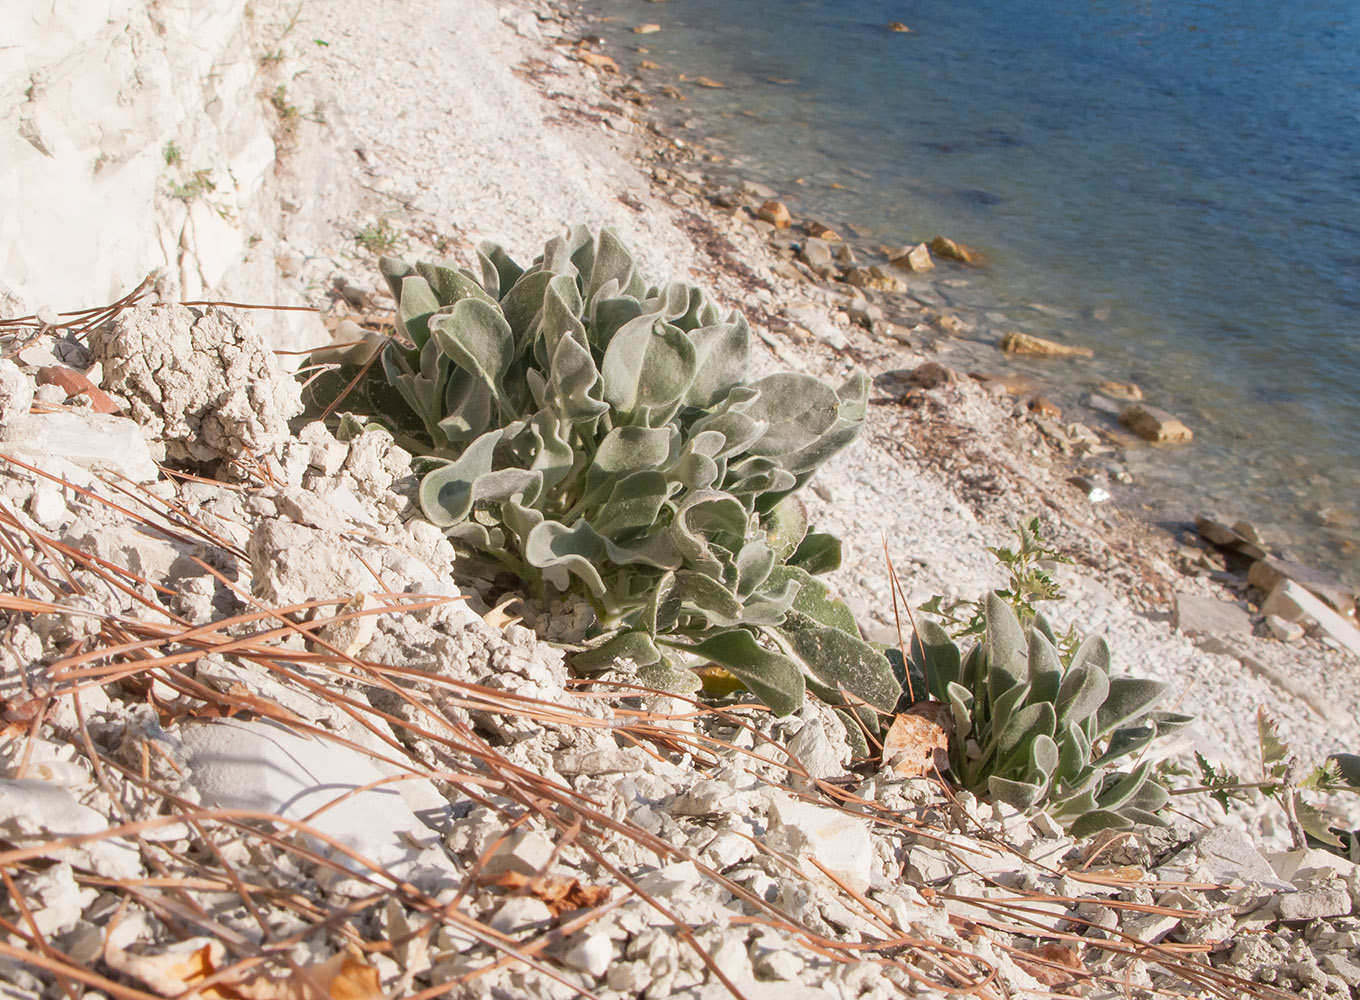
309 227 900 724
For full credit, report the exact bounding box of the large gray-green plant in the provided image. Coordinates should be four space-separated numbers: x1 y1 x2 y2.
361 226 899 719
911 593 1193 836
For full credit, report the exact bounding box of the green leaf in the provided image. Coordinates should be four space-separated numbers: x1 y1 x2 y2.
664 629 804 716
739 373 840 457
395 275 443 350
475 241 523 299
1056 665 1109 728
600 314 697 425
766 565 856 634
1257 706 1291 771
989 776 1047 810
684 317 751 408
582 425 677 507
913 619 962 699
572 631 663 673
1030 734 1060 781
1095 677 1167 736
416 260 497 308
1068 810 1136 839
787 531 841 575
523 519 611 597
1095 761 1153 812
985 593 1027 707
593 470 671 540
1093 725 1156 766
429 299 516 415
761 495 809 562
774 621 901 713
1026 630 1062 705
995 702 1056 776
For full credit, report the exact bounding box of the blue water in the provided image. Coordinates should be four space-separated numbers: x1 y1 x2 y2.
590 0 1360 579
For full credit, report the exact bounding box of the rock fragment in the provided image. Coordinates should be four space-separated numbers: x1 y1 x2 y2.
1119 402 1193 442
1000 331 1094 359
88 304 302 471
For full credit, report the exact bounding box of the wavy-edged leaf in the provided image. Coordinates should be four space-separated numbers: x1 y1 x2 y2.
684 316 751 408
476 241 524 300
572 631 663 673
593 470 671 540
778 620 901 713
1069 634 1111 675
523 519 610 597
416 260 497 308
396 275 442 349
582 425 677 507
1095 761 1153 812
429 299 516 415
761 495 808 562
599 314 697 425
739 373 840 457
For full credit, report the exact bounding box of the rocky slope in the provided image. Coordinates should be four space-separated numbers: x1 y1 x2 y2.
1 0 1358 998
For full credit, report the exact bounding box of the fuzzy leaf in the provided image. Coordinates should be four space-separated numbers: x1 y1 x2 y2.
1056 665 1110 728
429 299 516 414
776 620 901 713
1095 677 1167 736
666 630 804 717
762 495 809 562
572 632 663 673
989 776 1047 810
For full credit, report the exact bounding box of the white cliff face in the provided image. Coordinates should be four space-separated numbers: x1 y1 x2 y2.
0 1 344 350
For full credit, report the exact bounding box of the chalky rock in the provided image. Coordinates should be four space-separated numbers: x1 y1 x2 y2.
88 304 302 470
248 518 368 606
1173 593 1253 639
2 409 160 483
0 779 141 879
0 358 34 427
762 791 873 891
179 718 458 891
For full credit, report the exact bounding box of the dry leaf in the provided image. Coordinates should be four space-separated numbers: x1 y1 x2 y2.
487 870 611 916
37 365 120 413
104 936 383 1000
882 701 951 777
576 50 619 73
1014 943 1088 994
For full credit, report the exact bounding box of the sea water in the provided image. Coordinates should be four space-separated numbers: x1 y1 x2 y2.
588 0 1360 581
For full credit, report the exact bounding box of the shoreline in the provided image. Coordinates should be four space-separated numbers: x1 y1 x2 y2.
576 2 1360 594
526 3 1360 796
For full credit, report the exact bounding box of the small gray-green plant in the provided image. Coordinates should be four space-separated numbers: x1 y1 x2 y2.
355 220 406 257
314 226 899 719
1171 707 1360 855
163 141 181 167
915 525 1192 836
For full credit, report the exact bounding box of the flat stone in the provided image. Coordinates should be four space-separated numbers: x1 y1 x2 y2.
798 238 834 274
1277 887 1352 922
1097 380 1143 401
1265 613 1305 642
488 896 553 934
1248 556 1357 616
1262 580 1360 661
889 243 934 273
1195 515 1268 560
0 779 141 879
1119 403 1193 443
179 718 457 890
1173 593 1253 639
1167 826 1283 888
1269 848 1360 884
481 829 556 877
763 791 873 892
999 331 1094 359
2 410 160 483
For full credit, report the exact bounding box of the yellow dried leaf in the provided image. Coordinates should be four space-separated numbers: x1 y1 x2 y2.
882 702 951 778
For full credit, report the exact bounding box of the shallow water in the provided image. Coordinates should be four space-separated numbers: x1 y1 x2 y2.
589 0 1360 581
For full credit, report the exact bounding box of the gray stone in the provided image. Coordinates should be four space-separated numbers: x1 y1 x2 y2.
480 829 555 877
2 410 160 483
179 718 457 890
0 358 34 427
1248 556 1357 615
1173 593 1253 639
1168 826 1283 887
1262 580 1360 661
1277 887 1351 921
1195 515 1268 560
247 518 368 606
488 896 553 934
904 361 956 390
798 238 834 274
562 932 614 978
88 304 301 469
1265 613 1305 642
0 779 141 879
